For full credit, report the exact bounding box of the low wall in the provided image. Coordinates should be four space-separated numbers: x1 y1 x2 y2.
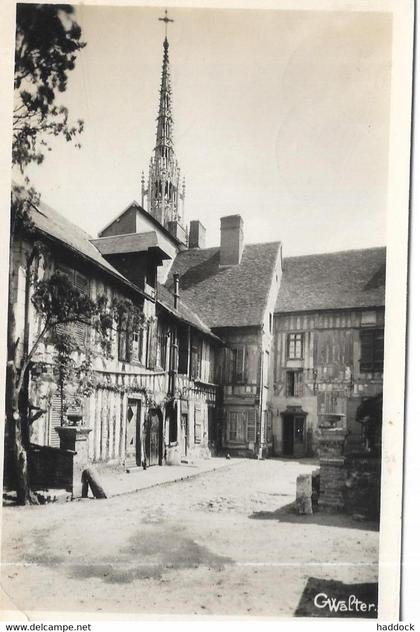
29 444 74 492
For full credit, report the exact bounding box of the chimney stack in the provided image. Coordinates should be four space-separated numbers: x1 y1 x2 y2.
189 220 206 249
173 273 180 309
220 214 244 266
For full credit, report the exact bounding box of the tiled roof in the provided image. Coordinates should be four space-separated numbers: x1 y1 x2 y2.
166 242 282 329
30 201 137 288
29 199 217 337
276 247 386 313
156 284 219 340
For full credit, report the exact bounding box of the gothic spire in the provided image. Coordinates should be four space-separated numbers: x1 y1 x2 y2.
143 11 186 241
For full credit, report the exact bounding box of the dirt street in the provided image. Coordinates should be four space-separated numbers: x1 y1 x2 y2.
1 459 379 618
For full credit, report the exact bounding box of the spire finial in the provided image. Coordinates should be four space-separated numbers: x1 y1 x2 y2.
159 9 174 39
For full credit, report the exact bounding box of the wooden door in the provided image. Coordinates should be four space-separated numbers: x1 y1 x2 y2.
282 415 294 456
293 415 306 458
145 409 162 466
126 399 141 466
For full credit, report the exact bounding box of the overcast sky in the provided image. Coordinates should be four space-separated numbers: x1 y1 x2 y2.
23 6 392 256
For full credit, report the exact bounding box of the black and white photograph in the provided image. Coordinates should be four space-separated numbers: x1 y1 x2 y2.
0 0 414 623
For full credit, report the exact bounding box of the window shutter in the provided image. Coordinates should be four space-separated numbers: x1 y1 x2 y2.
147 320 158 370
49 395 63 448
247 409 257 442
194 402 202 444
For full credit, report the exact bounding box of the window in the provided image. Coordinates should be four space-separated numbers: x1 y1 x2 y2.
233 346 246 384
228 411 240 441
286 370 303 397
56 265 90 348
287 333 303 359
158 330 168 369
190 333 202 380
269 313 273 333
360 328 384 372
178 326 189 375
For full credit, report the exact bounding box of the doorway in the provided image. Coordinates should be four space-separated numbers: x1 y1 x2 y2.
282 413 306 458
126 399 141 467
144 408 163 467
181 413 188 458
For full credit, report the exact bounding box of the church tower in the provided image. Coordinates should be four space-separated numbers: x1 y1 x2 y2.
141 11 187 244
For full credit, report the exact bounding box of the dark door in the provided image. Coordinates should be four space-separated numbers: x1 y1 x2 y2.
126 399 141 466
282 414 294 456
145 409 162 467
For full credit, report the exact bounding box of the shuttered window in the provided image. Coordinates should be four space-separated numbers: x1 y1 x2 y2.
360 328 384 372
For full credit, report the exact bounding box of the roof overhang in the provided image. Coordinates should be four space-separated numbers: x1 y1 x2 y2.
90 231 172 260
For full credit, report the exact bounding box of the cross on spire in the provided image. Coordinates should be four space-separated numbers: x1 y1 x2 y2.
159 9 174 39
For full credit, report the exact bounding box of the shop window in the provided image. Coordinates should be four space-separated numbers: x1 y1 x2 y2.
360 328 384 372
287 333 303 359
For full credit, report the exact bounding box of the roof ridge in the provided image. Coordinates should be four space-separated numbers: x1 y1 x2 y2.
283 246 386 261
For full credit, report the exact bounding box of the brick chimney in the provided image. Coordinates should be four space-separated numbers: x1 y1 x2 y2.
189 220 206 249
220 214 244 266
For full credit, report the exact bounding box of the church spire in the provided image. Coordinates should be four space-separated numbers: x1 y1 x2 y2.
143 10 186 241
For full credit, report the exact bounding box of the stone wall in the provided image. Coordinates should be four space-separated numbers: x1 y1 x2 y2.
318 427 347 511
318 425 381 520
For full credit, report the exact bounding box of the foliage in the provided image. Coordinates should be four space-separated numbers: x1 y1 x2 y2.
32 270 97 329
13 4 85 171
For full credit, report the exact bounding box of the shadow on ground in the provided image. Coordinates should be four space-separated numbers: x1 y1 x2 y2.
70 529 232 583
249 502 379 531
295 577 378 618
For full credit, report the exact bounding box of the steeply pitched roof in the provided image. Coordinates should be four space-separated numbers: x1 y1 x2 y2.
156 284 219 340
166 242 282 329
30 201 138 288
28 199 216 338
275 247 386 313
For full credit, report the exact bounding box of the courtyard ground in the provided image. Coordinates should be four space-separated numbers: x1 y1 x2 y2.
0 458 379 619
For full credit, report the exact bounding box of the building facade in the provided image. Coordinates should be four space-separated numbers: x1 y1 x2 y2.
268 249 386 457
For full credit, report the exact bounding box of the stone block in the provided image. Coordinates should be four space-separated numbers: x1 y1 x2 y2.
296 473 313 515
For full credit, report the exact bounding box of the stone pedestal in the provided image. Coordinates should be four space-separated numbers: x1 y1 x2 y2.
55 426 92 498
296 473 313 514
318 427 347 512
